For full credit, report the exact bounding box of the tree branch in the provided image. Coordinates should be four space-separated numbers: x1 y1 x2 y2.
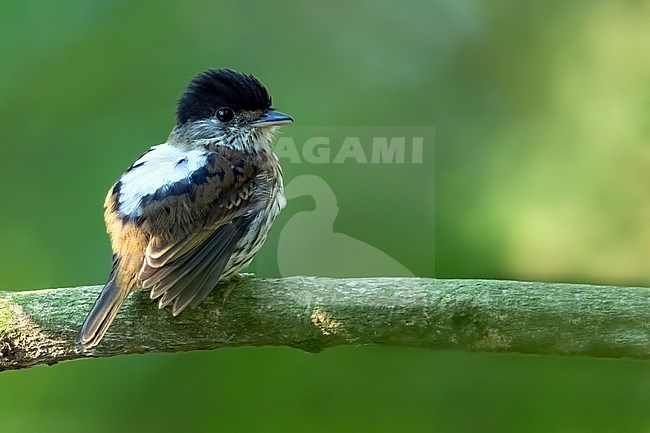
2 276 650 371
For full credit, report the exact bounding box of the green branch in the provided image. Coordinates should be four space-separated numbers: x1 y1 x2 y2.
2 276 650 371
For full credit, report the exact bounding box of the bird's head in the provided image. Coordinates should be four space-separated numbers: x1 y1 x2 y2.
170 68 293 151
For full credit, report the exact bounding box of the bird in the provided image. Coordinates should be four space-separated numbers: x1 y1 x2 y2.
278 175 414 277
76 68 293 348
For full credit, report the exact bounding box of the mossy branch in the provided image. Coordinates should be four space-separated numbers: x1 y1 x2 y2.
2 276 650 371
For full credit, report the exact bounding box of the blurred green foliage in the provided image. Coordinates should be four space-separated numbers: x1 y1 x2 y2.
1 0 649 432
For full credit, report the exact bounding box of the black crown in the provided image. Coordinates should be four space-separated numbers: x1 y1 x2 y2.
176 68 272 125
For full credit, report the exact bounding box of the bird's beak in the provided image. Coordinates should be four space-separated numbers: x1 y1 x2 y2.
250 110 293 127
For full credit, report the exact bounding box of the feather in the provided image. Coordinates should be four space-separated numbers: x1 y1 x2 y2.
140 215 252 315
76 259 132 348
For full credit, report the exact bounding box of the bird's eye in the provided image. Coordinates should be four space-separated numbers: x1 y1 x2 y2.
216 107 235 122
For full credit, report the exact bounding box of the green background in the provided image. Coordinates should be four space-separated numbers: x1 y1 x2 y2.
1 0 650 432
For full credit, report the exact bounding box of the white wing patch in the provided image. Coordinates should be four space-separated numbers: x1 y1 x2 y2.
118 143 208 217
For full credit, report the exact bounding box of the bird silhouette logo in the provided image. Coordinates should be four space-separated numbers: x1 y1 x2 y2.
278 175 415 277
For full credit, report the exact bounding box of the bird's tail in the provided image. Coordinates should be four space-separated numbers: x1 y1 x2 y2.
76 274 131 349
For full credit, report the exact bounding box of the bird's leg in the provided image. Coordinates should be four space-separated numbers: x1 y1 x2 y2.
221 273 253 307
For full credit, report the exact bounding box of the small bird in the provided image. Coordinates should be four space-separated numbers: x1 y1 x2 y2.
76 69 292 348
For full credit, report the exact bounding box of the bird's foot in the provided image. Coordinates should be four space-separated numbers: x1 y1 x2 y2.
221 273 253 307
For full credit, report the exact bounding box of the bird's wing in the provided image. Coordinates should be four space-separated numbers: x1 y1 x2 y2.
136 151 272 315
140 215 253 315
